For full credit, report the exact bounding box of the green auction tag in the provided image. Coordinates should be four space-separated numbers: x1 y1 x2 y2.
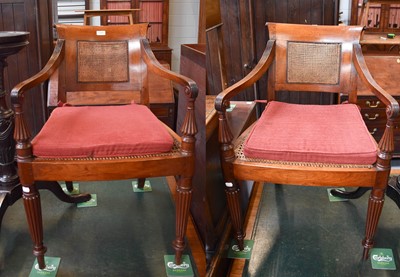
29 256 61 277
77 194 97 208
132 180 152 192
327 188 348 202
227 239 254 259
164 255 194 277
371 248 396 270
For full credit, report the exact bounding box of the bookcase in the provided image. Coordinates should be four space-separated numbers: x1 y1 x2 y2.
100 0 169 46
351 0 400 32
52 1 171 65
351 0 400 52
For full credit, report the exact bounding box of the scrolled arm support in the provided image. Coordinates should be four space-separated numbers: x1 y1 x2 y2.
140 39 198 100
353 43 399 168
215 40 275 113
180 86 197 156
353 44 399 120
11 39 65 162
140 39 198 156
215 40 275 156
11 39 65 107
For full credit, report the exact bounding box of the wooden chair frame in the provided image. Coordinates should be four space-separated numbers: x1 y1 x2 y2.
11 24 198 269
215 22 399 260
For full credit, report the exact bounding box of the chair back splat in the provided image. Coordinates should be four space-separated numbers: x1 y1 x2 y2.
11 24 198 270
215 22 399 261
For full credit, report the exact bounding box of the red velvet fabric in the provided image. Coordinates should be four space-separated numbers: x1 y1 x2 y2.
243 101 377 165
32 104 174 158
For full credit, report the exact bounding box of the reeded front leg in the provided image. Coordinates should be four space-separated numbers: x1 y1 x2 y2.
217 108 245 250
22 184 47 269
137 178 146 189
225 181 245 250
362 188 385 260
173 176 192 265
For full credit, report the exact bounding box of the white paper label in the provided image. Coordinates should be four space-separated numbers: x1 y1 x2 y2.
225 182 234 188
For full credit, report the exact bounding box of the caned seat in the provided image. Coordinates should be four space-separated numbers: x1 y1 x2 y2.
215 22 399 260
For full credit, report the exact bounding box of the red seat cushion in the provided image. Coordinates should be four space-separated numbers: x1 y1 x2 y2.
243 101 377 165
32 104 174 158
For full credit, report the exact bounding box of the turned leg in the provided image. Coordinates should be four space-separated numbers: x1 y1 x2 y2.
362 188 385 260
22 184 47 269
137 178 146 189
225 181 245 251
330 187 370 199
65 181 74 192
173 176 192 265
36 181 91 203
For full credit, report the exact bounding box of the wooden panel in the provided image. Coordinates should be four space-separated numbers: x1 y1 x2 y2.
220 0 339 104
206 27 225 95
219 0 255 101
0 0 52 135
256 0 339 103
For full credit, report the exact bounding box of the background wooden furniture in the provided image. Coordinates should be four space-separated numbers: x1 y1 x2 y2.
341 55 400 155
83 8 139 25
216 22 398 263
101 0 168 43
100 0 172 65
353 0 400 30
12 23 198 270
352 0 400 52
0 0 53 135
51 0 172 65
360 32 400 53
334 55 400 208
0 32 29 225
215 0 340 103
206 23 228 96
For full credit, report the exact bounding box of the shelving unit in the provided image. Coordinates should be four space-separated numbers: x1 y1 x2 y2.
351 0 400 53
100 0 169 45
351 0 400 32
53 0 87 25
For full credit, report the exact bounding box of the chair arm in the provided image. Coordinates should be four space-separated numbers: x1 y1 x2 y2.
141 39 198 152
353 43 399 120
140 39 198 101
11 39 65 107
215 40 275 113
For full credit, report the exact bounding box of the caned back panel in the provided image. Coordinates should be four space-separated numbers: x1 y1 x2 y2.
267 23 363 96
54 24 148 106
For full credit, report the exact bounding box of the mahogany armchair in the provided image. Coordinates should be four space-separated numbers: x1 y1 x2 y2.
11 24 197 269
215 23 399 260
